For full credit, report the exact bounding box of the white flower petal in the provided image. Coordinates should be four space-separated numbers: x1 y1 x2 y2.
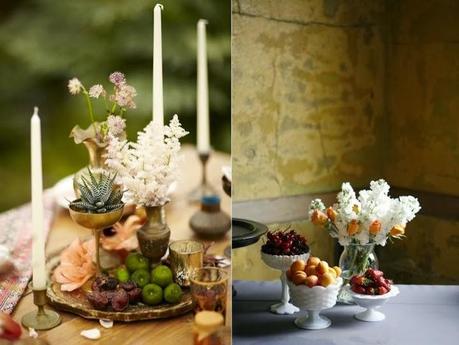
81 328 101 340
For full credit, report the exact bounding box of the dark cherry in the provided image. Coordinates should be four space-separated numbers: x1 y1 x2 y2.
111 289 129 311
127 287 142 304
120 281 137 291
87 291 109 310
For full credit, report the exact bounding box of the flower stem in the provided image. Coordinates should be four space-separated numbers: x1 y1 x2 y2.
82 87 96 132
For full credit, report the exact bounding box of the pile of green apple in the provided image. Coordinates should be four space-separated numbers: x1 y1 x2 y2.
115 252 183 306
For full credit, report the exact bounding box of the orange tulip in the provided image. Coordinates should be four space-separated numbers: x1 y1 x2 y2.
390 224 405 237
326 207 337 222
369 220 381 235
311 210 328 227
347 220 360 235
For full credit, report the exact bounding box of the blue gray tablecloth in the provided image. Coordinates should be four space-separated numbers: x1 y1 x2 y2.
233 280 459 345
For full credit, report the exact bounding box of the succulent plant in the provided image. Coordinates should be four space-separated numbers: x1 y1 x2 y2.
70 168 124 214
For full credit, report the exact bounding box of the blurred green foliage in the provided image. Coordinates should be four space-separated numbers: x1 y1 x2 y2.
0 0 230 211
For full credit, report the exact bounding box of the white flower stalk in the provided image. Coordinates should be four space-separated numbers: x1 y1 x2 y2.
105 115 188 207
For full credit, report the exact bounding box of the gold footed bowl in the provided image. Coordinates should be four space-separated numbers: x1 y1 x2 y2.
69 206 124 274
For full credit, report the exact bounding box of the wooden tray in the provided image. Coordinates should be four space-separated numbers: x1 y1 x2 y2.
47 281 193 322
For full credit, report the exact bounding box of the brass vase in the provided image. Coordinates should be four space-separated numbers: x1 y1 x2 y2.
137 206 171 267
73 138 108 195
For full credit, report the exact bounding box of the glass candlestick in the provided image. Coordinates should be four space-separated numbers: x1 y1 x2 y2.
188 152 217 202
21 287 61 330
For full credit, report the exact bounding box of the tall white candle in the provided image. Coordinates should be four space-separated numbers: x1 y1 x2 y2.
197 19 210 153
153 3 164 127
31 107 46 290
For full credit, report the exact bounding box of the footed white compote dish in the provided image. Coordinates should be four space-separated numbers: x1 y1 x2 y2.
261 251 310 314
288 277 342 329
344 285 399 322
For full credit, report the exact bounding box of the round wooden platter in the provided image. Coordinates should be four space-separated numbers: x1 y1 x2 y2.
47 281 193 322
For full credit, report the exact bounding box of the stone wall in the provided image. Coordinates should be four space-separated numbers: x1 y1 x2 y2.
232 0 387 202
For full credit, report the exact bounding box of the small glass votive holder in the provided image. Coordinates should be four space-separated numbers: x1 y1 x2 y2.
169 240 204 287
190 267 229 317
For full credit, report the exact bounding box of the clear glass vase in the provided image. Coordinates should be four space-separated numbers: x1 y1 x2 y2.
337 243 378 304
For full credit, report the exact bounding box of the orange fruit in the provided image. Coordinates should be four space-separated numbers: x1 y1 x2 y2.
305 265 317 276
292 271 307 285
286 269 292 281
332 266 342 277
290 260 306 273
307 256 320 266
319 272 334 287
305 275 318 288
316 261 329 275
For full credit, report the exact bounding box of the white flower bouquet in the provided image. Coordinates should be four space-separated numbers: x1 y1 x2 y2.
308 179 421 247
105 116 188 207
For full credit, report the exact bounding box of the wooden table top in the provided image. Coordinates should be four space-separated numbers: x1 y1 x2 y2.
11 145 231 345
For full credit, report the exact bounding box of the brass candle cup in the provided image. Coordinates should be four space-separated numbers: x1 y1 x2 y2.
169 240 204 287
190 267 229 317
69 205 124 274
21 287 61 330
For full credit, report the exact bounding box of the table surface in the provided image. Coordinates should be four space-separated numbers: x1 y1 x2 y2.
233 280 459 345
11 146 231 345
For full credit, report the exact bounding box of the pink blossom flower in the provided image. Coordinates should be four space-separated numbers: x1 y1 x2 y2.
53 239 95 291
101 215 144 251
112 84 137 109
107 115 126 137
68 78 83 95
88 84 106 98
109 71 126 86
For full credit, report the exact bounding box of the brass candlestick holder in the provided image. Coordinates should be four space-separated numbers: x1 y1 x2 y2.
69 206 124 274
22 288 61 330
188 152 217 202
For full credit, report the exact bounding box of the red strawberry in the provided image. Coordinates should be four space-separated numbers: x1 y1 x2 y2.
378 286 389 295
375 276 389 289
366 268 384 280
0 313 22 341
352 285 366 294
353 276 367 286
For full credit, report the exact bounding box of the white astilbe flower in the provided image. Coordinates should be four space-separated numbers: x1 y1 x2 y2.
105 115 188 207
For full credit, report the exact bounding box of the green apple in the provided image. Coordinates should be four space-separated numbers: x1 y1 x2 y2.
142 284 163 306
151 265 173 288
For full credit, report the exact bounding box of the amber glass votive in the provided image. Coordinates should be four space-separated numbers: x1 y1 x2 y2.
190 267 229 317
169 240 204 287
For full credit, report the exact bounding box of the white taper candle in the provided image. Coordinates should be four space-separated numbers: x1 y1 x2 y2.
197 19 210 154
31 107 46 290
153 3 164 128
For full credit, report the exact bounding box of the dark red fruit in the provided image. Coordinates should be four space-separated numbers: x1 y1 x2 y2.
127 287 142 304
351 285 366 294
261 229 308 256
120 281 137 291
378 286 389 295
87 291 110 310
111 289 129 311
